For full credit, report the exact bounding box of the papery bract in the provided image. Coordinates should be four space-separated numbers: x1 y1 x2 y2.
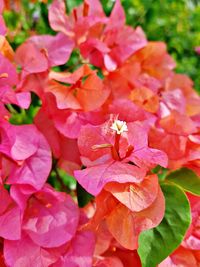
4 234 57 267
0 121 52 193
105 185 165 249
80 11 147 70
0 182 21 240
105 174 159 212
0 1 6 35
29 33 74 67
15 42 48 75
75 161 145 196
88 174 165 250
34 107 81 175
48 65 110 112
49 0 147 71
182 194 200 251
15 33 74 75
159 246 199 267
4 186 95 267
94 247 141 267
51 231 95 267
75 119 167 195
49 0 106 42
22 185 79 248
0 53 31 109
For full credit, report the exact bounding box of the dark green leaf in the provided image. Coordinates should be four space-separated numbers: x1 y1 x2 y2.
57 168 76 190
77 182 94 208
167 168 200 196
138 184 191 267
151 166 168 181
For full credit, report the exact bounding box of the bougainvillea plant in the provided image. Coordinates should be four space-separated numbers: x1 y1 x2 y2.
0 0 200 266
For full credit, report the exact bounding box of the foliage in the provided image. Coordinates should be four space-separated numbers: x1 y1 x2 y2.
138 184 191 267
4 0 200 92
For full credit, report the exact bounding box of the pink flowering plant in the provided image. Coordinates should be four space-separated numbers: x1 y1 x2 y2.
0 0 200 266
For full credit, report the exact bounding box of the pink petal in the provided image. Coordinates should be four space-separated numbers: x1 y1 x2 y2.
159 246 198 267
0 122 38 161
195 46 200 55
0 16 6 35
15 42 48 74
134 186 165 234
106 186 165 250
110 26 147 65
0 86 31 109
52 230 95 267
95 257 124 267
7 126 52 191
23 186 80 247
109 99 154 123
74 161 145 196
104 54 117 72
34 107 61 158
85 0 105 18
129 147 168 168
78 124 112 164
15 92 31 109
29 33 74 67
0 185 21 240
105 0 125 32
105 174 159 212
10 185 30 211
0 54 18 87
161 89 186 114
0 205 21 240
48 0 73 37
4 234 57 267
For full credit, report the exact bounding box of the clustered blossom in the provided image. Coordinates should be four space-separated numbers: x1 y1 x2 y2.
0 0 200 266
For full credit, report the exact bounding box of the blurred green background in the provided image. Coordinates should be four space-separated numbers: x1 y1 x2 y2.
3 0 200 92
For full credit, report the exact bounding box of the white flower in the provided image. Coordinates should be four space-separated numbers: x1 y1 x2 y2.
110 119 128 135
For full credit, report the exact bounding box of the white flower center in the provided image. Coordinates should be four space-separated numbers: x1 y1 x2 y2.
110 120 128 135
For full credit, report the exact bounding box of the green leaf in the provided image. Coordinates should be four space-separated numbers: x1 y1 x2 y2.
77 182 94 208
166 168 200 196
151 165 168 181
57 168 76 190
138 184 191 267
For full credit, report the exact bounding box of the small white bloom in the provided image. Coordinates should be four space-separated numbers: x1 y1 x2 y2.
110 120 128 135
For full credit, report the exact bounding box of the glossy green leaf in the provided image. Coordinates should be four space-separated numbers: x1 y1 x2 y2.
166 168 200 196
57 168 76 190
77 182 94 208
138 184 191 267
152 165 168 181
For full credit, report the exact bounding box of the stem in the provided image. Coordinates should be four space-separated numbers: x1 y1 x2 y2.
52 159 71 194
114 133 120 152
6 104 18 114
110 133 121 161
54 168 71 194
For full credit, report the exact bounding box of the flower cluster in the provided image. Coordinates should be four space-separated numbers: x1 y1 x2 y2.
0 0 200 266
